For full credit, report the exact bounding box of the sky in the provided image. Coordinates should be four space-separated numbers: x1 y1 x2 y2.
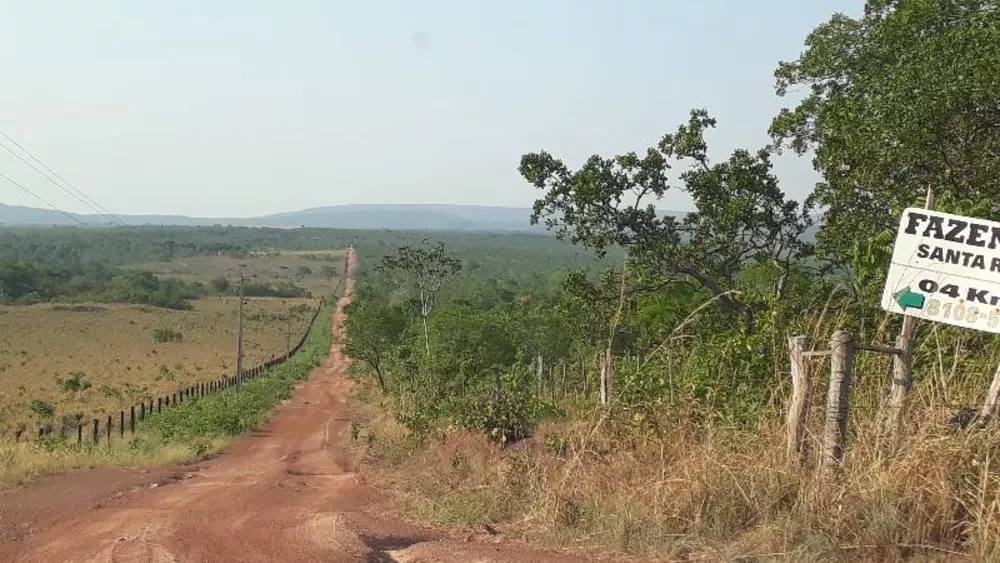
0 1 862 218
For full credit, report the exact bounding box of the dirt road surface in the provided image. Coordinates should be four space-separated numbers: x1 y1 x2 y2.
0 249 605 563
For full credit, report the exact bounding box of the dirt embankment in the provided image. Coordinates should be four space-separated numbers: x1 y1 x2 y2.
0 248 603 562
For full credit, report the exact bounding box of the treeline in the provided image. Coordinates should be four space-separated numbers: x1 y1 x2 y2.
0 261 207 310
0 226 583 309
0 226 366 270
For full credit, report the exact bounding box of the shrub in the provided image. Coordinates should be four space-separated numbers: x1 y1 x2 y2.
153 328 183 343
28 399 55 419
56 372 91 393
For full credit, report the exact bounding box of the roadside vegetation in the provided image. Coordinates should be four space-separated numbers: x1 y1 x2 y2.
344 3 1000 560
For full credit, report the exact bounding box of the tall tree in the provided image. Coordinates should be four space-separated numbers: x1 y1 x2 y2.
376 240 462 354
770 0 1000 268
520 109 813 333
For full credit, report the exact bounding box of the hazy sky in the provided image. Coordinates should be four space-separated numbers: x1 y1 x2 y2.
0 1 860 218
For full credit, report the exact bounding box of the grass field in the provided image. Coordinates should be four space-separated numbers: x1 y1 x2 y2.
0 302 334 489
0 296 322 437
131 249 347 296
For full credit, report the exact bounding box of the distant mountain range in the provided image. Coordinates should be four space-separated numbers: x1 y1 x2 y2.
0 203 690 234
0 202 820 241
0 203 555 232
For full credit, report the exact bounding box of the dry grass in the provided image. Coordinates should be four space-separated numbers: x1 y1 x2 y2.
0 434 232 490
349 383 1000 561
0 296 318 435
132 249 346 296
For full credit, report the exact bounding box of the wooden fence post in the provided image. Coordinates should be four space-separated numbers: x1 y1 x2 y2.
549 363 555 402
93 418 99 444
880 335 912 453
821 330 855 480
140 402 146 422
494 369 502 407
77 423 83 445
976 361 1000 427
536 355 543 398
600 349 613 406
561 361 567 399
606 349 614 404
130 406 136 433
119 411 125 438
107 415 112 443
786 335 811 465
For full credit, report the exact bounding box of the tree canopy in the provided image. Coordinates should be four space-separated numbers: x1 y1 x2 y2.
520 109 813 332
770 0 1000 267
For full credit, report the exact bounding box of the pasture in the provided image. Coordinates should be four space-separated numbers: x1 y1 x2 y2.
0 296 320 436
131 249 347 296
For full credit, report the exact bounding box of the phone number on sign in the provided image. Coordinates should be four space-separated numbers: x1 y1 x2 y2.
924 298 1000 327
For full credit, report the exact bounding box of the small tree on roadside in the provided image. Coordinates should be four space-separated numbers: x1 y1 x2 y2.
376 240 462 355
344 301 408 391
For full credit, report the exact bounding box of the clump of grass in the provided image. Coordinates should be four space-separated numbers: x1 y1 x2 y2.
56 372 91 393
0 434 231 490
152 328 184 343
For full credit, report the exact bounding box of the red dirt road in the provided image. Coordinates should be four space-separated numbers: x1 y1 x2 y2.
0 249 601 563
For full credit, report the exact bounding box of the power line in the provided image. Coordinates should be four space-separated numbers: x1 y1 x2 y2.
0 131 124 226
0 171 87 226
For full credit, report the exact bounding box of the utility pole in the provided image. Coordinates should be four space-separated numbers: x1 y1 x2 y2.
236 271 245 389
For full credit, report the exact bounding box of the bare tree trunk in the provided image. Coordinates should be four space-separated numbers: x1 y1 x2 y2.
421 315 430 356
786 335 810 465
420 288 430 356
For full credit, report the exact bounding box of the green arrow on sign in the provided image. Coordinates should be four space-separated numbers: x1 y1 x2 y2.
894 287 926 310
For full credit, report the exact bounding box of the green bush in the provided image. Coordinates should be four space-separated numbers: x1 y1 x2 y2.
153 328 184 343
56 372 91 393
29 399 55 419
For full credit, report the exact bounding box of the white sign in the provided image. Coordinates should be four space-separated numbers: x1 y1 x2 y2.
882 207 1000 334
